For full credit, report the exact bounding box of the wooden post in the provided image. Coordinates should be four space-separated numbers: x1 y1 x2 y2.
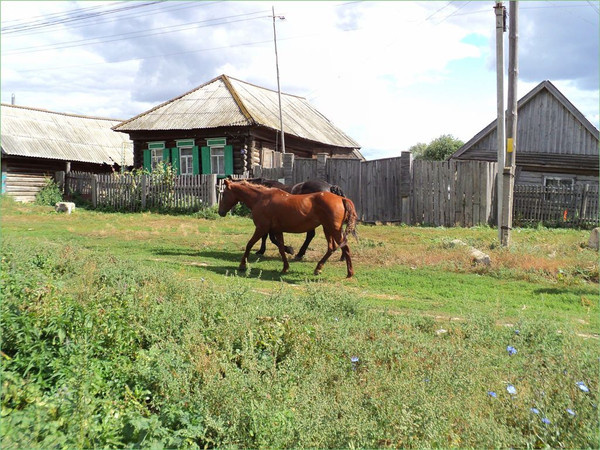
495 1 506 239
400 151 413 224
501 0 518 247
283 152 294 185
91 175 98 208
141 174 147 210
55 171 65 195
316 153 328 181
208 174 217 206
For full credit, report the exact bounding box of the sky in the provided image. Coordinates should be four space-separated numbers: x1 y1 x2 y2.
1 0 598 160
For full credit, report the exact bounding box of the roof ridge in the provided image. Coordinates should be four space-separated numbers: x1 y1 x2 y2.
226 75 307 100
1 103 124 122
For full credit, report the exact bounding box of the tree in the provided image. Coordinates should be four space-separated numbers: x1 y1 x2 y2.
411 134 464 161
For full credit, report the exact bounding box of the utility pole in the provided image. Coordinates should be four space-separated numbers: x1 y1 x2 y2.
494 1 506 242
272 6 286 154
501 1 519 246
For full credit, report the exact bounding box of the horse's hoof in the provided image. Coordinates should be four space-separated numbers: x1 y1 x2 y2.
314 269 321 275
285 246 295 255
255 251 264 256
239 265 248 272
294 255 305 261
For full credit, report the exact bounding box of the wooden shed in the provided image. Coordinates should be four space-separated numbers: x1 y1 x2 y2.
113 74 363 177
1 104 133 202
450 80 599 189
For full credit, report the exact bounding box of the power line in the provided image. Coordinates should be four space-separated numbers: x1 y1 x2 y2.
3 1 221 38
1 2 162 34
4 10 271 56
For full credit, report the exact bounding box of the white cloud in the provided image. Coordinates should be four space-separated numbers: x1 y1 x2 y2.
1 1 598 160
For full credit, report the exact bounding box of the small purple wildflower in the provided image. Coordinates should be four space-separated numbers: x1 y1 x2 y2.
541 417 551 425
488 391 497 398
530 408 539 414
507 346 517 356
566 409 576 417
514 329 520 335
576 382 590 393
507 384 517 395
350 356 359 363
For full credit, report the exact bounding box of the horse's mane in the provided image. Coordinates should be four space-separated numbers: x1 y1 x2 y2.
236 180 277 193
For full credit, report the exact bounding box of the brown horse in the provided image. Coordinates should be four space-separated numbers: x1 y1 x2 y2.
243 178 346 259
218 179 357 278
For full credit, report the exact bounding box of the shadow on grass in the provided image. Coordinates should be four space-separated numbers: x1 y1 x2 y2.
151 248 319 283
198 250 316 283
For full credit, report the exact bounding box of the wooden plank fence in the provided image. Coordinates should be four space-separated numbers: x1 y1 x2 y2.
61 171 217 212
58 156 597 228
513 184 598 227
410 160 497 227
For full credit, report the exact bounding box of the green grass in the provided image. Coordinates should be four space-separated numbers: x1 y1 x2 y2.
1 197 598 447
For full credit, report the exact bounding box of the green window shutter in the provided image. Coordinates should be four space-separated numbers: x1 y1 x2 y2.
143 150 151 171
201 146 211 174
192 146 200 175
162 148 171 162
224 145 234 176
170 148 180 175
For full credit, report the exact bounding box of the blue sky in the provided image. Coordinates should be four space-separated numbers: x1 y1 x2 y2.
1 1 598 160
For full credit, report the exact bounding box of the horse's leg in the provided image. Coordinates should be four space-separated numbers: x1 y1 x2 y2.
270 232 294 255
255 234 268 255
273 232 290 273
340 244 354 278
294 229 315 260
240 229 266 271
314 233 336 275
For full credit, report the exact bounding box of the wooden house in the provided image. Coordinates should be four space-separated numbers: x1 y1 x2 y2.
1 104 133 202
113 74 363 177
449 80 599 188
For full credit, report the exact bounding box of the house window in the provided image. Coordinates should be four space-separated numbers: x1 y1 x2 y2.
544 176 575 203
177 140 195 176
180 148 194 175
210 146 225 175
544 177 574 189
201 138 233 177
144 142 166 171
151 149 164 170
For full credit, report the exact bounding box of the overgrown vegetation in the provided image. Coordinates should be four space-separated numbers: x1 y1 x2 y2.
409 134 464 161
1 199 598 447
34 178 63 206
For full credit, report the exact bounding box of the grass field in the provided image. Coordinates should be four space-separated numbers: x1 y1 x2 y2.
1 197 598 447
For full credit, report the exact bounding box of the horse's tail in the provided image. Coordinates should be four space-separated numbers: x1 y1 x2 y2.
329 184 346 197
341 197 359 244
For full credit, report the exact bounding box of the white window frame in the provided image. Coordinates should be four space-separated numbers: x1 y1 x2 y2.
179 147 194 175
176 140 195 176
148 141 165 170
543 176 574 188
210 146 225 175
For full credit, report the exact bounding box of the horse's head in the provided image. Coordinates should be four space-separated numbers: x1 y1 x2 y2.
218 179 239 217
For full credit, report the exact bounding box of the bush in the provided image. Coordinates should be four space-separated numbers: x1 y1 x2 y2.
35 178 63 206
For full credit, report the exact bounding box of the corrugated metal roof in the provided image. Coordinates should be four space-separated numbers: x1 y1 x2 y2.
1 104 133 166
114 74 360 149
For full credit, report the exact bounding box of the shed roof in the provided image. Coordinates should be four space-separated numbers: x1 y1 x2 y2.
1 104 133 166
114 74 360 150
450 80 599 160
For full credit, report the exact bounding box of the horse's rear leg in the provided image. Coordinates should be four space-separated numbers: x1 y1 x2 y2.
295 229 315 260
340 244 354 278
